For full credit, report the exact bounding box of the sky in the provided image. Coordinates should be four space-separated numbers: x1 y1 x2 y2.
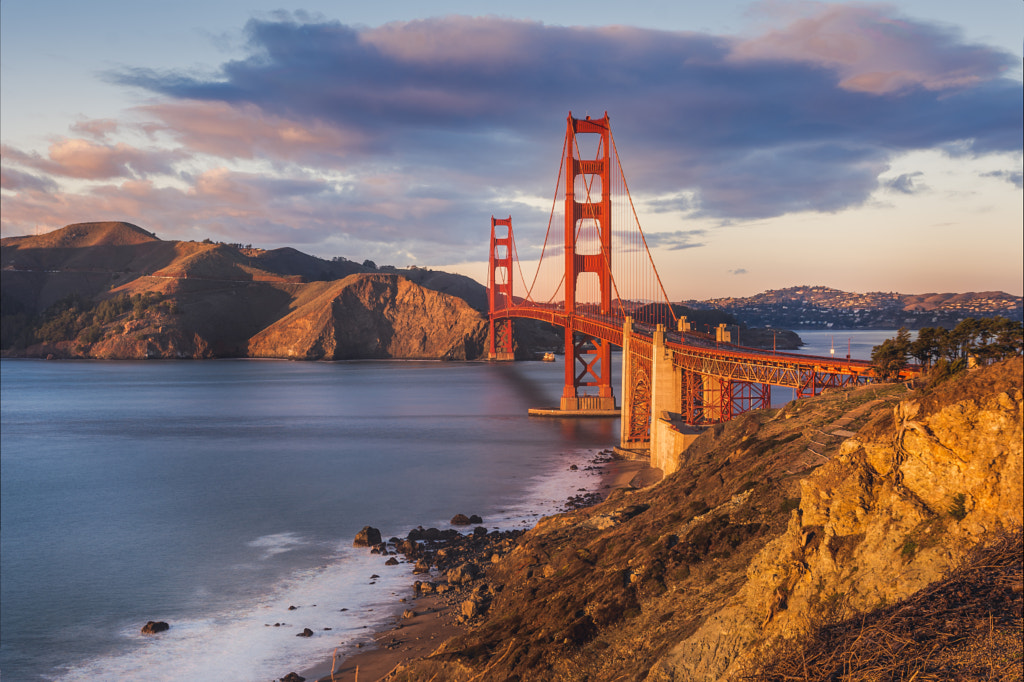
2 0 1021 300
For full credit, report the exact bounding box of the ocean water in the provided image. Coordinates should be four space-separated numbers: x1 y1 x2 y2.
0 359 618 681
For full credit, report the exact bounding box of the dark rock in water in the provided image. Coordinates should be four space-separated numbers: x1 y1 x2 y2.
280 673 306 682
296 627 314 637
450 513 472 525
141 620 169 635
469 514 483 524
385 556 399 565
408 527 460 542
353 526 382 547
288 605 298 610
473 526 488 536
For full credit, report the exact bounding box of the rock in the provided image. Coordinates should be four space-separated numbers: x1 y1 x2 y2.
353 526 382 547
447 562 481 585
402 609 416 619
469 514 483 524
473 526 488 536
450 513 472 525
280 674 306 682
461 598 481 619
296 627 314 637
413 558 431 574
141 620 169 635
385 557 399 565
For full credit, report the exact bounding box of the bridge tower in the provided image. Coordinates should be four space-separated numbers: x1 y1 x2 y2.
488 216 515 361
561 113 615 411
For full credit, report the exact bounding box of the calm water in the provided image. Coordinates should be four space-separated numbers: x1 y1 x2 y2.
0 359 618 681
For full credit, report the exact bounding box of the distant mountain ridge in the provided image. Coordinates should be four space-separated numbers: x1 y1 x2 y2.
684 285 1022 329
1 222 491 359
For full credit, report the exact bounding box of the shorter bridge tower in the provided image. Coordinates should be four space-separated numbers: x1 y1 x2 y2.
488 216 515 361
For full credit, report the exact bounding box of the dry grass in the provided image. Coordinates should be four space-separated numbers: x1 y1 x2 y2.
752 530 1023 681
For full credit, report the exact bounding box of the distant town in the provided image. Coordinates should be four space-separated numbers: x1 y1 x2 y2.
684 286 1022 329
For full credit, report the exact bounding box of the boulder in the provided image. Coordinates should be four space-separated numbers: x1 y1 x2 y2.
353 526 382 547
447 562 481 585
385 557 400 566
296 627 314 637
469 514 483 524
141 620 169 635
450 514 472 526
280 674 306 682
461 598 481 619
413 558 431 574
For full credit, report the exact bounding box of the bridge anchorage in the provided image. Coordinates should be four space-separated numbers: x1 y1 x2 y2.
488 112 915 474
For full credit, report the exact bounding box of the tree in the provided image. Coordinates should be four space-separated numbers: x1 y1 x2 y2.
909 327 940 367
871 327 911 380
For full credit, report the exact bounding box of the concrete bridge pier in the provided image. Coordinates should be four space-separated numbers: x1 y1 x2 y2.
619 320 703 474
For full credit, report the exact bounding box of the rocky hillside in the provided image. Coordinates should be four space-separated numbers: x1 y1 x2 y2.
384 358 1022 681
1 222 489 360
247 274 486 360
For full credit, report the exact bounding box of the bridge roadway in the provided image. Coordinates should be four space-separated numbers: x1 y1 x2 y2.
489 303 877 388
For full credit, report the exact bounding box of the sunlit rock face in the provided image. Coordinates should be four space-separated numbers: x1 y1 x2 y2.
247 273 487 360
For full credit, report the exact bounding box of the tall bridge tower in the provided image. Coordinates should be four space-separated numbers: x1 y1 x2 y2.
561 113 615 411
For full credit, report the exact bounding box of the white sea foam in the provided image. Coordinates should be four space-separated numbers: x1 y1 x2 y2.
246 532 311 559
52 447 605 682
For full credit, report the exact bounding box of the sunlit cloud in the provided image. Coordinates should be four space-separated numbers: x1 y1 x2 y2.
1 3 1020 269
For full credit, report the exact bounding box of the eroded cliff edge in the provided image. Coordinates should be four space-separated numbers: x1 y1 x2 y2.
385 358 1022 681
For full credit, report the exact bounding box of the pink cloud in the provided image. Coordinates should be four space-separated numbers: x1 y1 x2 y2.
361 16 540 66
2 138 180 180
730 4 1011 94
138 101 372 162
69 118 120 140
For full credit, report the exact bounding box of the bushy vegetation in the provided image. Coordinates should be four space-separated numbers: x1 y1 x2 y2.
1 292 180 349
871 317 1023 380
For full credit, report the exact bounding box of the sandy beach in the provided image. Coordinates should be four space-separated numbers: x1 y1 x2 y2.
294 455 659 682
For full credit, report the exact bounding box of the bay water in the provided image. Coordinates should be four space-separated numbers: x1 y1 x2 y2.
0 331 893 680
1 359 617 681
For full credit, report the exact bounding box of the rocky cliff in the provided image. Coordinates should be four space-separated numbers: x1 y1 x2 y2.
1 222 488 360
247 274 486 360
385 358 1022 681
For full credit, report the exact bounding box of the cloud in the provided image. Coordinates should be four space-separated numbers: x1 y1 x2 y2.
883 171 925 194
730 3 1015 94
2 5 1020 265
981 169 1024 189
640 230 707 251
2 139 181 180
1 167 58 193
70 118 120 140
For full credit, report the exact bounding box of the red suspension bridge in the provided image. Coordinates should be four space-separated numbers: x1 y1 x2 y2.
488 113 911 462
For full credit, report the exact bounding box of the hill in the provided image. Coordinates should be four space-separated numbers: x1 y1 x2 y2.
687 285 1023 329
0 222 489 360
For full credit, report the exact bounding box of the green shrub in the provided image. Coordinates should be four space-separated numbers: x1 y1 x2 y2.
948 493 968 521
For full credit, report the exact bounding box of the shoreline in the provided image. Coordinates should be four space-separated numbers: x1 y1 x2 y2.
295 452 658 682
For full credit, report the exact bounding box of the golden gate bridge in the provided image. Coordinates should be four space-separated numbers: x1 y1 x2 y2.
487 113 914 467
